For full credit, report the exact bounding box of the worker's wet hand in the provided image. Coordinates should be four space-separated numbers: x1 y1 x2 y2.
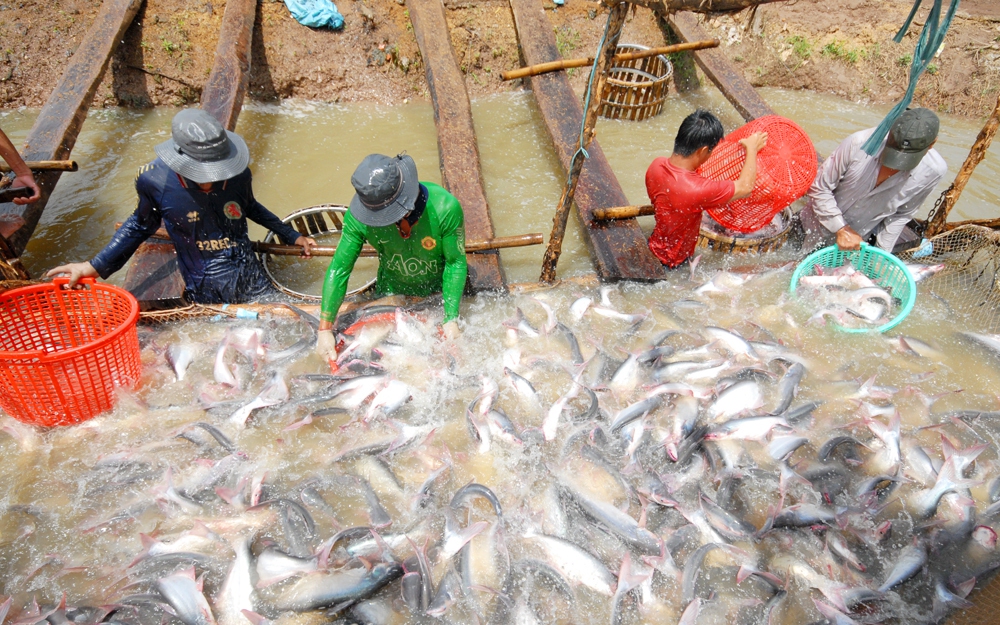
295 236 318 257
836 226 863 251
738 132 768 154
316 329 338 361
442 320 461 340
45 262 98 288
11 173 40 205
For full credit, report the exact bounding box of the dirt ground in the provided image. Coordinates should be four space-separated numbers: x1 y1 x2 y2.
0 0 998 119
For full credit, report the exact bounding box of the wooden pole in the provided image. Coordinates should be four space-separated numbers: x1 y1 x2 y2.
924 92 1000 238
0 160 78 173
501 39 719 81
115 221 543 257
254 233 545 257
592 204 655 220
539 3 630 285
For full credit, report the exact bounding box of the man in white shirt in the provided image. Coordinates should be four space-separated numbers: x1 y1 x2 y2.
799 108 947 252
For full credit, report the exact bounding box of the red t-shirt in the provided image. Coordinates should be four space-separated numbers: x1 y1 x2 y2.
645 157 735 267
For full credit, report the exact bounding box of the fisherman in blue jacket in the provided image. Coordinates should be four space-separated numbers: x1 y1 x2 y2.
48 109 316 303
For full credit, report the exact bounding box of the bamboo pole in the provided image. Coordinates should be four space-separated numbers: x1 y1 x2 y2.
592 204 655 220
116 222 543 257
502 39 719 81
254 233 544 257
0 160 78 173
924 92 1000 238
539 3 630 284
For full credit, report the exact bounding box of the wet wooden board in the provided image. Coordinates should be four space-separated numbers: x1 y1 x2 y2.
201 0 257 130
509 0 666 282
408 0 507 293
123 0 257 305
126 240 187 310
664 11 775 122
0 0 144 258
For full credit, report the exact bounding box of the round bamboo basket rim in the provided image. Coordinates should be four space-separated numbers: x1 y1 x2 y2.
698 208 793 250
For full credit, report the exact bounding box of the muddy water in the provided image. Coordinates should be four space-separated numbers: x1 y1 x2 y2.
3 87 999 288
2 89 1000 624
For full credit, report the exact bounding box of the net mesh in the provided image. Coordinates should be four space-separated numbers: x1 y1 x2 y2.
898 225 1000 333
698 115 818 233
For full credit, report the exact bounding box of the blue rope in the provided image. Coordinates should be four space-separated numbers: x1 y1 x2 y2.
566 10 616 183
861 0 961 156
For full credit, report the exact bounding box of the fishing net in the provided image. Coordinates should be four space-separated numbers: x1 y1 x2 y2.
897 225 1000 333
947 571 1000 624
138 304 237 325
698 115 817 233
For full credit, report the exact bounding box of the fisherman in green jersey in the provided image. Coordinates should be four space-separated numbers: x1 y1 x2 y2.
316 153 468 361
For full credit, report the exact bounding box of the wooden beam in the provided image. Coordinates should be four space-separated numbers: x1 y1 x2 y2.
0 0 144 257
508 0 667 282
408 0 507 292
123 0 257 305
201 0 257 131
663 11 775 122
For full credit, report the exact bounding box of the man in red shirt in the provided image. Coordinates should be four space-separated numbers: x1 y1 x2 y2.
646 109 768 267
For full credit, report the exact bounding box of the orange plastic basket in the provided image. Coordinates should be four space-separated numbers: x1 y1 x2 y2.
697 115 818 233
0 278 141 426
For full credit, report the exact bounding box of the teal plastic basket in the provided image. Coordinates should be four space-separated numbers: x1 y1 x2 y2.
789 243 917 333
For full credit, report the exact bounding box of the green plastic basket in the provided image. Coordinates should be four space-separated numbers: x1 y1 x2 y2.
789 243 917 333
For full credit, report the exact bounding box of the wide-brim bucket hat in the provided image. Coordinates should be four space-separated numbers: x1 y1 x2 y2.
154 108 250 184
349 154 419 227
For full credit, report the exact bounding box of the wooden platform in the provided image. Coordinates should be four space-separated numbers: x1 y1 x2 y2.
0 0 143 258
408 0 507 293
508 0 667 282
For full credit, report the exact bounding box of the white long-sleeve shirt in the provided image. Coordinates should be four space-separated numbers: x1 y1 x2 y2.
799 128 946 251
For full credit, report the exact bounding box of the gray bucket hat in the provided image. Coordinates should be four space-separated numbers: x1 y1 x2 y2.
153 108 250 183
349 154 419 227
882 108 939 171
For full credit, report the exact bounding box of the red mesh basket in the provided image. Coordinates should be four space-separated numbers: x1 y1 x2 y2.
697 115 817 233
0 278 141 426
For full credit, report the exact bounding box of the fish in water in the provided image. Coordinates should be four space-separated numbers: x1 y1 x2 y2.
9 268 1000 625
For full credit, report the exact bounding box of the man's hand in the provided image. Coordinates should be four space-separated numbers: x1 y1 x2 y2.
316 329 338 361
442 320 460 340
836 226 863 251
295 236 318 257
11 173 40 205
46 262 98 288
738 132 768 155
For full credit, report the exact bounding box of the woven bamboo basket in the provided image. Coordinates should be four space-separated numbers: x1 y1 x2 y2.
697 208 792 254
599 44 673 121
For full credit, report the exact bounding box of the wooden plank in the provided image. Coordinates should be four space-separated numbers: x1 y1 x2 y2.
123 0 258 305
508 0 667 282
0 0 144 257
664 11 776 122
201 0 258 131
407 0 507 292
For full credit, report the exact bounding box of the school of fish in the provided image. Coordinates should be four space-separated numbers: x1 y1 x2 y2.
2 259 1000 625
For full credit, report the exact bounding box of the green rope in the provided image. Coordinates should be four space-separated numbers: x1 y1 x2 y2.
861 0 961 156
